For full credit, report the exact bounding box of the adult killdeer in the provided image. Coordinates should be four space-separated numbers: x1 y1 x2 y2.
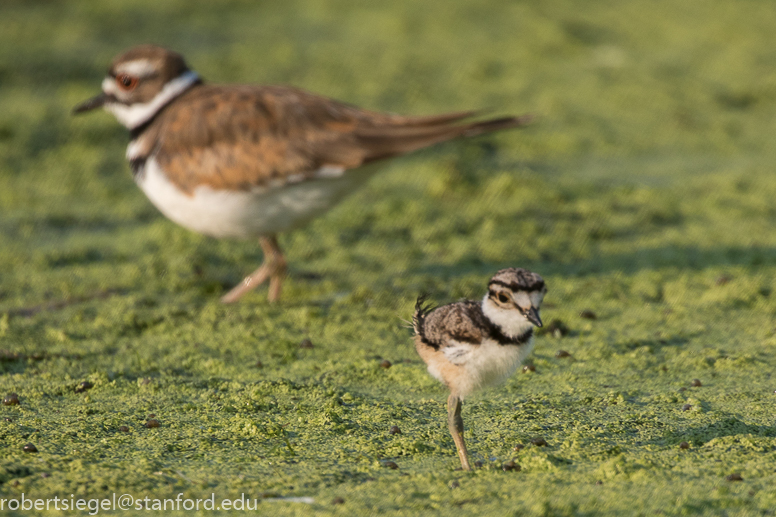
74 45 531 302
412 268 546 470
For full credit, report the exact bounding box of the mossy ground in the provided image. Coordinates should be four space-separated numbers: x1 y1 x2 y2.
1 1 776 515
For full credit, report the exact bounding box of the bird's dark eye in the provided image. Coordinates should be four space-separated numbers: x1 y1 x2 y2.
497 293 510 304
116 74 139 91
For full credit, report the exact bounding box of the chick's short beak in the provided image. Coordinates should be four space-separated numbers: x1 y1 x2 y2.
525 307 543 327
72 92 107 115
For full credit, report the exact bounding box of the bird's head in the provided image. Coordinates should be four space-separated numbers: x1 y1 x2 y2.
73 45 200 129
482 267 546 337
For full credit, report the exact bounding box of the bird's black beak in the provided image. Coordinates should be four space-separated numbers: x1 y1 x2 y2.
525 307 543 327
72 92 107 115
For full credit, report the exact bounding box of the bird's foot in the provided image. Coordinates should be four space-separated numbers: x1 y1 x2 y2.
221 236 287 303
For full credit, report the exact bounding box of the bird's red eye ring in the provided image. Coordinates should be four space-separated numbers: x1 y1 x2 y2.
116 73 139 91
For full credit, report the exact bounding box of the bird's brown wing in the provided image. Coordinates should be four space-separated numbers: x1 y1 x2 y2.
416 301 488 350
149 84 531 194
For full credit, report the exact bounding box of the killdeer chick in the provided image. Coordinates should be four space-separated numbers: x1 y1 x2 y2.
412 268 546 470
73 45 532 303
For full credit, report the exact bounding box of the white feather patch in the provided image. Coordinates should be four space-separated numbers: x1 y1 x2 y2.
315 165 346 178
105 71 199 129
115 59 157 78
442 341 475 366
133 158 377 238
513 291 531 310
450 337 535 398
101 77 119 96
126 139 145 161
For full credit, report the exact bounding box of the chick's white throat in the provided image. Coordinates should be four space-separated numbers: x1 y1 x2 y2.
481 294 536 339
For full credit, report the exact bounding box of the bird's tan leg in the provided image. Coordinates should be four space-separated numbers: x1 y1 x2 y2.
447 393 471 471
221 235 287 303
263 235 287 302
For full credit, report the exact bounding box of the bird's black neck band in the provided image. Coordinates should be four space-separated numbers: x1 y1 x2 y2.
487 323 533 346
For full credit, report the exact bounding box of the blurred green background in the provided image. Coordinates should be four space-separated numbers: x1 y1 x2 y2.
1 1 775 515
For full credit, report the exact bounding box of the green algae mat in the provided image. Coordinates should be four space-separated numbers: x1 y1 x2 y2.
2 1 776 515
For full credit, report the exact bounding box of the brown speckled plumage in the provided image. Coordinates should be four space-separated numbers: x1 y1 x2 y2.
488 267 545 293
413 298 532 349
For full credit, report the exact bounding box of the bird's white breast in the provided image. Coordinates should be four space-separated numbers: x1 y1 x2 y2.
441 337 534 398
135 158 374 238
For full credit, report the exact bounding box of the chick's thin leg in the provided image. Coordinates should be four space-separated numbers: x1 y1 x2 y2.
447 393 471 471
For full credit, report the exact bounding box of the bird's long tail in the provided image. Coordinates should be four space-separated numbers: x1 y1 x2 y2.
358 112 534 164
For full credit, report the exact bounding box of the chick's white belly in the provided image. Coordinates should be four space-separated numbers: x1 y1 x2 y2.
449 338 535 398
136 158 373 238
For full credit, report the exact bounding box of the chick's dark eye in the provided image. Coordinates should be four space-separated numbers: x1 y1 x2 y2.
497 293 510 304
